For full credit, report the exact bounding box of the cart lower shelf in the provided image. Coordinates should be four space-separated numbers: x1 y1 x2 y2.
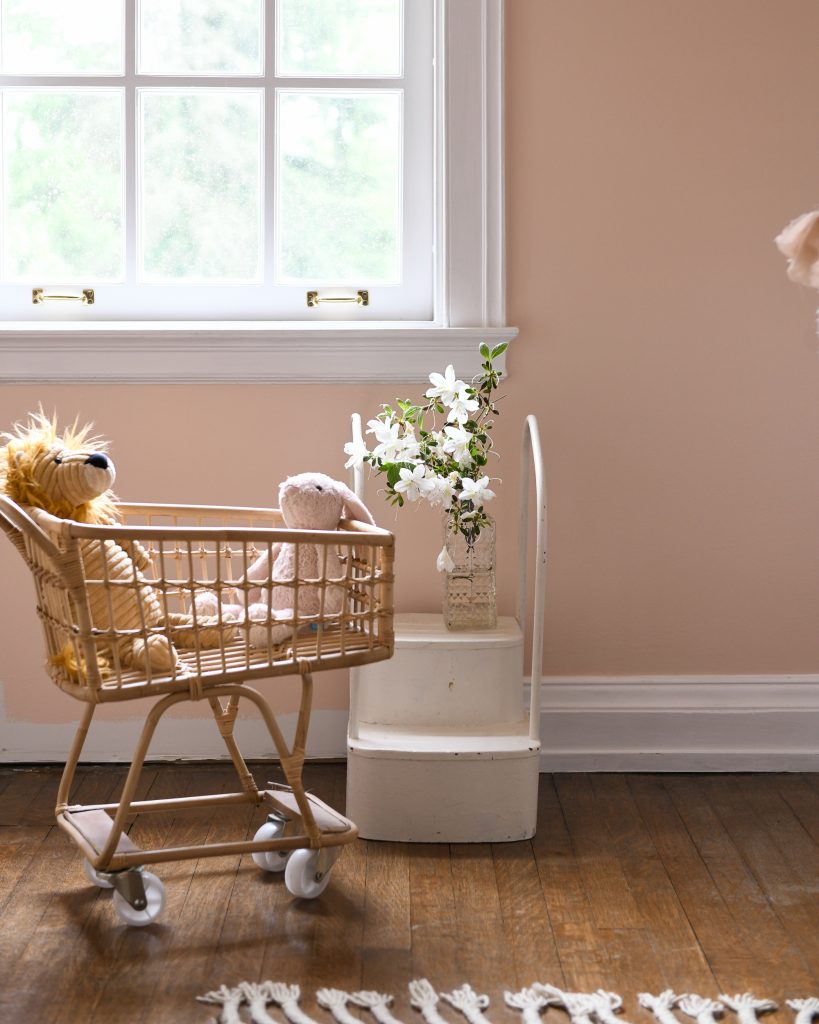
56 785 357 924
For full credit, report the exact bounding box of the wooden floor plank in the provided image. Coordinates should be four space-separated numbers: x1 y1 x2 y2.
450 843 517 994
360 838 413 1000
408 844 459 990
627 774 768 990
699 775 819 986
589 773 717 993
0 765 62 826
774 773 819 846
530 774 612 989
553 774 645 930
492 839 563 988
0 766 144 1021
663 775 816 994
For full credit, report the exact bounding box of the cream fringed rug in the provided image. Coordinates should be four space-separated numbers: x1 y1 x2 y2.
197 981 819 1024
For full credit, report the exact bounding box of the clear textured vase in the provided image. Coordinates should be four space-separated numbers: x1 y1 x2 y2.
442 514 497 630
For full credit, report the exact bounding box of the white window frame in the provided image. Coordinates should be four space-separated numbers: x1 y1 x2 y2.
0 0 516 384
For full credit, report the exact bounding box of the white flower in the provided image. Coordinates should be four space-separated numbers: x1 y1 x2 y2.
447 387 479 425
367 418 406 462
395 464 437 502
426 364 465 406
396 427 421 462
366 416 395 444
426 473 459 508
442 425 474 467
343 437 369 469
436 544 456 573
459 475 496 506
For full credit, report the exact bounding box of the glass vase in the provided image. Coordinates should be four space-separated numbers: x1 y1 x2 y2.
442 513 497 630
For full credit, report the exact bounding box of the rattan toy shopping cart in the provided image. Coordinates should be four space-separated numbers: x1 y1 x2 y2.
0 496 394 925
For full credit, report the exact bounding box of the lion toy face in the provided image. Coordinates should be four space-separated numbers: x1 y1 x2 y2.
0 410 117 523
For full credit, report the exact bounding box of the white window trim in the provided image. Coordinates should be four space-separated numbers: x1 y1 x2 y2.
0 0 516 384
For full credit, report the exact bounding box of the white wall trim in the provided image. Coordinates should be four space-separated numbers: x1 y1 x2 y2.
0 703 349 763
0 324 516 384
528 674 819 771
4 675 818 771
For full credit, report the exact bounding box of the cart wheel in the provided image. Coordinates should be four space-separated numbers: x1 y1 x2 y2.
251 819 291 873
284 848 338 899
112 872 166 927
82 858 114 889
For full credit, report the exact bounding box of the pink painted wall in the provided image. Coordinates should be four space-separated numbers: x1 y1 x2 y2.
2 0 819 733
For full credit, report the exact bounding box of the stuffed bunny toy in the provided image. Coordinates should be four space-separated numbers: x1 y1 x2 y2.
196 472 375 648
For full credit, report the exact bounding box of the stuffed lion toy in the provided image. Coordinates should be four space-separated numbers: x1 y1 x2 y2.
0 409 228 678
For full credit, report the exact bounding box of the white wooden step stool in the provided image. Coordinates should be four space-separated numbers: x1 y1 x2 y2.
346 415 547 843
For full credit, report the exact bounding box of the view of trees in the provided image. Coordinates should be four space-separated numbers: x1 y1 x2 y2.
0 0 402 285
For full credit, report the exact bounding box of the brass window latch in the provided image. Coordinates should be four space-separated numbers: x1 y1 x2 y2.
306 289 368 308
32 288 95 305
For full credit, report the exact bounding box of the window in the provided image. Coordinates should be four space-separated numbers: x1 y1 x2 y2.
0 0 433 320
0 0 514 383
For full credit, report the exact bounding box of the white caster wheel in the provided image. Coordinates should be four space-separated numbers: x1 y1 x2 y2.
252 818 290 873
112 871 166 927
284 848 339 899
83 858 114 889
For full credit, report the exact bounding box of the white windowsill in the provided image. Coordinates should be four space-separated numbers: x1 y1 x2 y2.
0 322 517 384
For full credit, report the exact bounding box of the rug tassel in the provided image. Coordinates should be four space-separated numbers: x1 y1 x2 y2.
590 990 632 1024
440 983 493 1024
678 995 725 1024
639 992 684 1024
239 982 278 1024
533 985 598 1024
787 999 819 1024
505 986 553 1024
317 989 361 1024
351 989 405 1024
719 995 777 1024
409 979 450 1024
267 982 322 1024
197 984 246 1024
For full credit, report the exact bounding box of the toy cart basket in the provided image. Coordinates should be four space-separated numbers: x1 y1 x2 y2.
0 496 394 924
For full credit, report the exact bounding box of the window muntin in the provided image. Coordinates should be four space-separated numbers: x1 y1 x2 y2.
0 0 432 321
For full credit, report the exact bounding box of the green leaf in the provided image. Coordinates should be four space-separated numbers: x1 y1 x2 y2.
479 342 490 359
491 342 508 359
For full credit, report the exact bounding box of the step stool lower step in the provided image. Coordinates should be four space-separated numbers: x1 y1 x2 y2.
347 729 540 842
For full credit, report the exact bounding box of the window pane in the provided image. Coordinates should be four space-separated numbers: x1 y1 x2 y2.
2 90 123 280
0 0 123 75
139 91 262 281
277 91 400 283
138 0 262 75
277 0 401 77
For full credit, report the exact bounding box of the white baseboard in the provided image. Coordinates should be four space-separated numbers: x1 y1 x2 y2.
529 674 819 771
3 677 818 771
0 700 349 763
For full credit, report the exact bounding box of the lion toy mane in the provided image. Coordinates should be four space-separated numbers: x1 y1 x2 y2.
0 410 227 679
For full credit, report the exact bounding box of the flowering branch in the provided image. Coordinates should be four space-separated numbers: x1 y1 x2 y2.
344 343 506 569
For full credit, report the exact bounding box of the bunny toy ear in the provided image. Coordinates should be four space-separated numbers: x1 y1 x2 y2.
338 482 376 525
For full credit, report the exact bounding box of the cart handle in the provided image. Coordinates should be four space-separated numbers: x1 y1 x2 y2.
518 415 547 743
0 494 64 562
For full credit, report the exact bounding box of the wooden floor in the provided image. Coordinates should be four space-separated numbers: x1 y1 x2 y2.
0 764 816 1023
